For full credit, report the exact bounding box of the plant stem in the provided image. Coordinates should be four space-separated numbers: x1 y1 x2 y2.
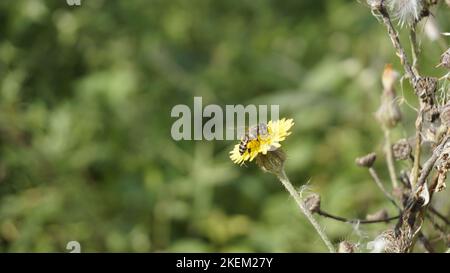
378 5 417 83
317 210 399 224
408 25 424 193
428 206 450 226
409 24 419 75
277 169 335 253
410 110 423 191
417 135 450 189
425 213 449 246
368 167 400 209
417 231 434 253
383 128 398 188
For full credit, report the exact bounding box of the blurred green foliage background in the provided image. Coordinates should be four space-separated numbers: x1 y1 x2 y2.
0 0 449 252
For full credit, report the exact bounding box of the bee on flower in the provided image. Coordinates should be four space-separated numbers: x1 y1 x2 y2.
229 118 294 167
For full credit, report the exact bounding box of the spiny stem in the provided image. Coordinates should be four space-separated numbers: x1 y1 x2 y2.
277 169 335 253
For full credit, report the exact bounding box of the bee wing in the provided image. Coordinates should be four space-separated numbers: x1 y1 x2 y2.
227 122 270 140
247 125 259 139
257 122 269 138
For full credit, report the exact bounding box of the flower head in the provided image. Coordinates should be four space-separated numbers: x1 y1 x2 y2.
376 64 402 128
229 118 294 165
355 152 377 168
382 64 399 92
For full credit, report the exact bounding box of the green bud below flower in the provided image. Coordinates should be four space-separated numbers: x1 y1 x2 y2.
255 149 286 176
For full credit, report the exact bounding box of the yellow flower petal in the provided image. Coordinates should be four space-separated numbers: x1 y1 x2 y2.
229 144 244 165
229 139 260 165
229 118 294 165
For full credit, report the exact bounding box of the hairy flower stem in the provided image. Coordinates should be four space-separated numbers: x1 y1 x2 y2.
384 128 398 189
277 169 335 253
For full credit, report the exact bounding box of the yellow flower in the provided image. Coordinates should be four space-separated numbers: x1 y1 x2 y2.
229 118 294 165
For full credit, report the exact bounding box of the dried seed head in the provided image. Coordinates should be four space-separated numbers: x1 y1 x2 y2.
438 48 450 69
386 0 423 27
424 124 447 145
436 174 447 192
368 229 411 253
366 209 389 222
255 149 286 176
433 142 450 192
304 193 321 214
423 126 437 144
426 106 440 123
367 0 383 11
415 76 438 93
392 139 412 160
338 241 357 253
376 98 402 128
414 77 437 105
447 0 450 8
355 152 377 168
440 102 450 127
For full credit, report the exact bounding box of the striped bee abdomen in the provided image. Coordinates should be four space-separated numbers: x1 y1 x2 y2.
239 135 250 155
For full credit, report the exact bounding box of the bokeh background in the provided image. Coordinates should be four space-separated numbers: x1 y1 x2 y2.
0 0 449 252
